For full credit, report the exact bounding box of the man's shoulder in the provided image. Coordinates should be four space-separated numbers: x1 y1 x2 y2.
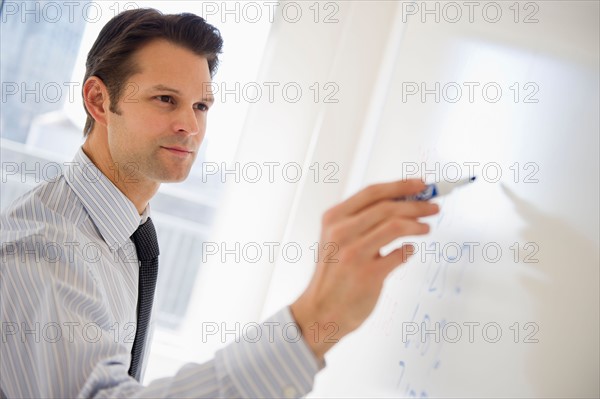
1 175 87 245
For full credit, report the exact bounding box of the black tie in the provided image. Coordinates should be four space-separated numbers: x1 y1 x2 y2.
128 217 160 381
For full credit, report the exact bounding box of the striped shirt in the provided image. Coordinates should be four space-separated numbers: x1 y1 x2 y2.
1 147 321 398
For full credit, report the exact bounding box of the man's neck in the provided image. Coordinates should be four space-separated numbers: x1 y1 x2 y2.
82 133 159 215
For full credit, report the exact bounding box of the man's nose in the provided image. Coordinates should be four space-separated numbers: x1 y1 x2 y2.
173 107 201 135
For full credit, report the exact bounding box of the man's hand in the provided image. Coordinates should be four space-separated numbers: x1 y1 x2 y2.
290 179 440 361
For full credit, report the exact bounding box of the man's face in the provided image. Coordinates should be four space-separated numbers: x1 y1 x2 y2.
105 39 214 183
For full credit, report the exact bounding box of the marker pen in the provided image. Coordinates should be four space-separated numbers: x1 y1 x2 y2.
398 176 476 201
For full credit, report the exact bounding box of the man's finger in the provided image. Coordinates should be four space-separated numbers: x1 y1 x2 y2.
325 179 427 223
356 218 430 260
334 201 439 245
374 243 417 278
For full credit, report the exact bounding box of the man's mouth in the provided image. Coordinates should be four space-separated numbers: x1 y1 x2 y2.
161 146 194 156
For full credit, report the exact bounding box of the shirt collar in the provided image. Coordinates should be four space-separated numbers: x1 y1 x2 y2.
139 205 151 225
64 147 149 250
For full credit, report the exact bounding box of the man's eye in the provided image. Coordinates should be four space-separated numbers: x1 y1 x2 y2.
196 103 209 112
157 95 173 104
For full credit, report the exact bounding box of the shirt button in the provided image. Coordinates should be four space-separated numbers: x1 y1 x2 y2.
282 385 298 398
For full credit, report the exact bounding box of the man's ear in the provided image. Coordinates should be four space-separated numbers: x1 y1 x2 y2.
83 76 110 128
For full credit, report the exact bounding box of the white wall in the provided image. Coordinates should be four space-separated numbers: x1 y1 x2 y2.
258 1 599 397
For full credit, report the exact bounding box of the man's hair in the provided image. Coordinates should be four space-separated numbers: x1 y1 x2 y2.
82 8 223 137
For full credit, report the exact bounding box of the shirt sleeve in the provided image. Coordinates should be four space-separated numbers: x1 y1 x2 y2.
0 233 324 398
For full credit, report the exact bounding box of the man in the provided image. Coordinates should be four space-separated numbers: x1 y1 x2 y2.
0 8 438 398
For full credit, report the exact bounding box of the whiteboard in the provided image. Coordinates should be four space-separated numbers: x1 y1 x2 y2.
307 2 599 398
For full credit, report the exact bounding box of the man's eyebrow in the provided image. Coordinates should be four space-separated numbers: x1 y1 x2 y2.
150 84 215 104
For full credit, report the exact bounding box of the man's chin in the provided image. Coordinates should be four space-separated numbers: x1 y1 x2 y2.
152 168 193 183
160 173 191 183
